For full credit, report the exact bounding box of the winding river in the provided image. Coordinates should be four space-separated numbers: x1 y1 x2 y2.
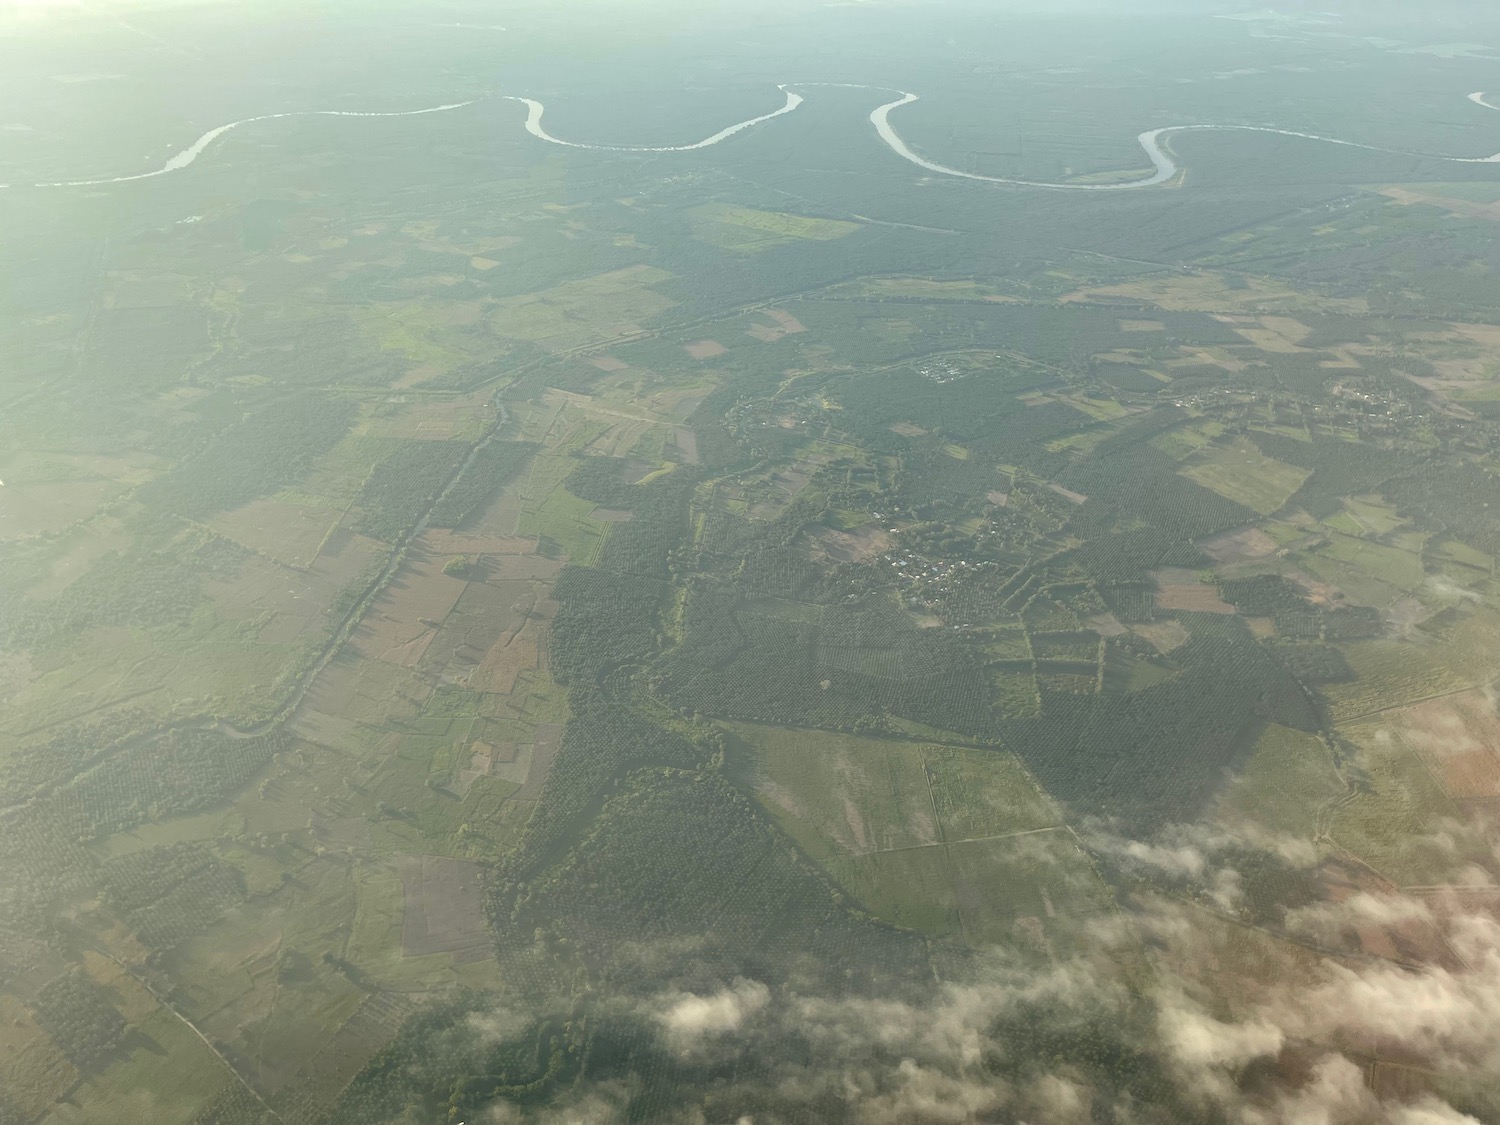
25 101 476 188
18 85 1500 191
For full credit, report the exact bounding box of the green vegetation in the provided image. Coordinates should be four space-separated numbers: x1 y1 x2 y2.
350 440 469 542
925 746 1063 840
100 844 245 950
1217 723 1344 838
10 12 1500 1123
1180 437 1310 515
689 203 861 252
427 440 538 528
30 971 128 1071
137 393 359 520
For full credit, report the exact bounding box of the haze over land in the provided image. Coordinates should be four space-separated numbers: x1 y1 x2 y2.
4 2 1500 1123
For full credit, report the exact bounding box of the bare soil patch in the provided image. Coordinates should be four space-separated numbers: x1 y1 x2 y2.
399 855 491 962
295 655 431 740
470 487 524 538
472 618 543 695
204 526 382 645
1155 584 1235 614
766 308 807 333
458 739 531 794
1046 483 1087 505
1200 525 1280 564
684 339 727 359
588 355 629 371
0 480 120 539
1087 613 1127 637
210 499 340 568
747 308 808 342
419 580 528 684
673 428 699 465
806 524 893 565
1287 570 1344 607
349 548 468 667
1131 621 1192 653
485 554 564 581
890 422 927 437
1119 319 1165 332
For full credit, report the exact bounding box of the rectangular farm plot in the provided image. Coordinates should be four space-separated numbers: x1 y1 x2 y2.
1180 437 1311 515
0 477 124 539
925 747 1063 842
417 578 534 684
1153 570 1235 615
742 725 940 858
689 203 860 253
489 265 676 352
1385 688 1500 798
1322 610 1500 722
348 548 469 668
1329 720 1484 885
948 830 1112 946
398 855 491 962
208 498 341 568
1216 723 1344 839
1310 532 1424 591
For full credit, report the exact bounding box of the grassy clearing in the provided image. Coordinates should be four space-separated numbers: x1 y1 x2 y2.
1330 721 1484 885
1062 272 1364 314
829 276 1020 301
1337 496 1408 537
1217 723 1343 839
1323 609 1500 721
924 747 1062 842
690 204 859 253
48 1007 230 1125
1146 420 1218 459
993 668 1041 717
516 481 607 564
353 301 476 371
948 830 1112 945
1180 437 1311 515
1435 537 1492 572
829 829 1111 948
736 724 939 858
1060 394 1128 421
490 266 676 351
1314 533 1425 589
1101 649 1180 694
827 847 959 936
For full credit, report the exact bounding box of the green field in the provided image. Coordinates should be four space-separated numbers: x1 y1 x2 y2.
1330 721 1487 885
689 203 861 252
1181 437 1312 515
1216 723 1344 839
9 7 1500 1122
